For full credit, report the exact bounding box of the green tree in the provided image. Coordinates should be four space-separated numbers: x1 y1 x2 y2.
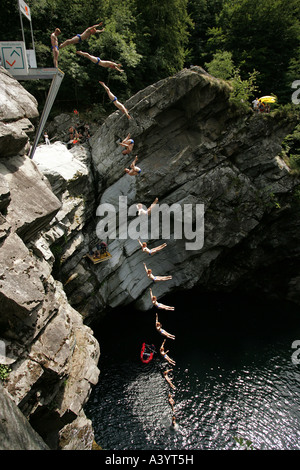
205 50 234 80
1 0 21 42
87 0 142 95
22 0 141 112
205 50 259 111
229 68 260 111
215 0 300 102
187 0 225 65
135 0 193 85
4 0 298 114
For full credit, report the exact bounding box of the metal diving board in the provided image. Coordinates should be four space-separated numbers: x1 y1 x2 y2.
17 67 64 159
17 67 63 80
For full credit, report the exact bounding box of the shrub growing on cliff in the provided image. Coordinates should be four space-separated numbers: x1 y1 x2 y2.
205 50 234 80
281 122 300 174
229 68 260 111
0 365 11 382
234 436 254 450
205 50 259 111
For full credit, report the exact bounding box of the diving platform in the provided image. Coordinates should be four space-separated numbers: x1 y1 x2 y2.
0 41 65 160
0 1 66 159
19 67 65 159
6 65 64 159
0 2 65 160
15 67 62 81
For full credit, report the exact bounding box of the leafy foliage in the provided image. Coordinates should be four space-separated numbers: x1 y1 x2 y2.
205 50 260 110
205 50 234 80
234 436 254 450
229 69 260 110
134 0 193 85
1 0 299 111
281 122 300 173
0 364 11 382
213 0 300 102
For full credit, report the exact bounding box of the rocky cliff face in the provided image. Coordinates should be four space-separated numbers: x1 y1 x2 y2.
0 67 99 450
0 64 299 449
43 66 299 320
0 383 49 450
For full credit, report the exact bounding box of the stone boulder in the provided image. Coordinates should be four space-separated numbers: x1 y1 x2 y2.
0 383 49 450
0 67 38 157
0 155 61 242
0 70 100 450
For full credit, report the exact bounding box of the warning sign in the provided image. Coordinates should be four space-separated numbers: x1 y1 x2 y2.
0 42 28 75
19 0 31 22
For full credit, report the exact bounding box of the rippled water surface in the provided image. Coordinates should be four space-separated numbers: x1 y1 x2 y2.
85 293 300 450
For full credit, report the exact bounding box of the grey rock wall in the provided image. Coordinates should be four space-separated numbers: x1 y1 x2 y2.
52 67 300 319
0 67 100 450
0 383 49 450
0 63 299 449
0 67 38 157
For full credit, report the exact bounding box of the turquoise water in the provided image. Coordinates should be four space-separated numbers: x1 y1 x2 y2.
85 292 300 450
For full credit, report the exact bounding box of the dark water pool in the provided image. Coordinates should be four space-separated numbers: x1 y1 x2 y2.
85 292 300 450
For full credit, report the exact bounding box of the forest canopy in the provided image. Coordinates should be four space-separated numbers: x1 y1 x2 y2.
1 0 299 114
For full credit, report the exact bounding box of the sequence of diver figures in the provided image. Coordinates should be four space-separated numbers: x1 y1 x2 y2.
138 238 179 430
53 21 179 427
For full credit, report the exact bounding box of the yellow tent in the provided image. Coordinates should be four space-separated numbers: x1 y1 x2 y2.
259 96 277 103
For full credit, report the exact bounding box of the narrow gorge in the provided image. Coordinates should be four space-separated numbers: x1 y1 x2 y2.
0 64 299 450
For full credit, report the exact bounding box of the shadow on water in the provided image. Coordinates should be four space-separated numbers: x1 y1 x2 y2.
85 289 300 450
